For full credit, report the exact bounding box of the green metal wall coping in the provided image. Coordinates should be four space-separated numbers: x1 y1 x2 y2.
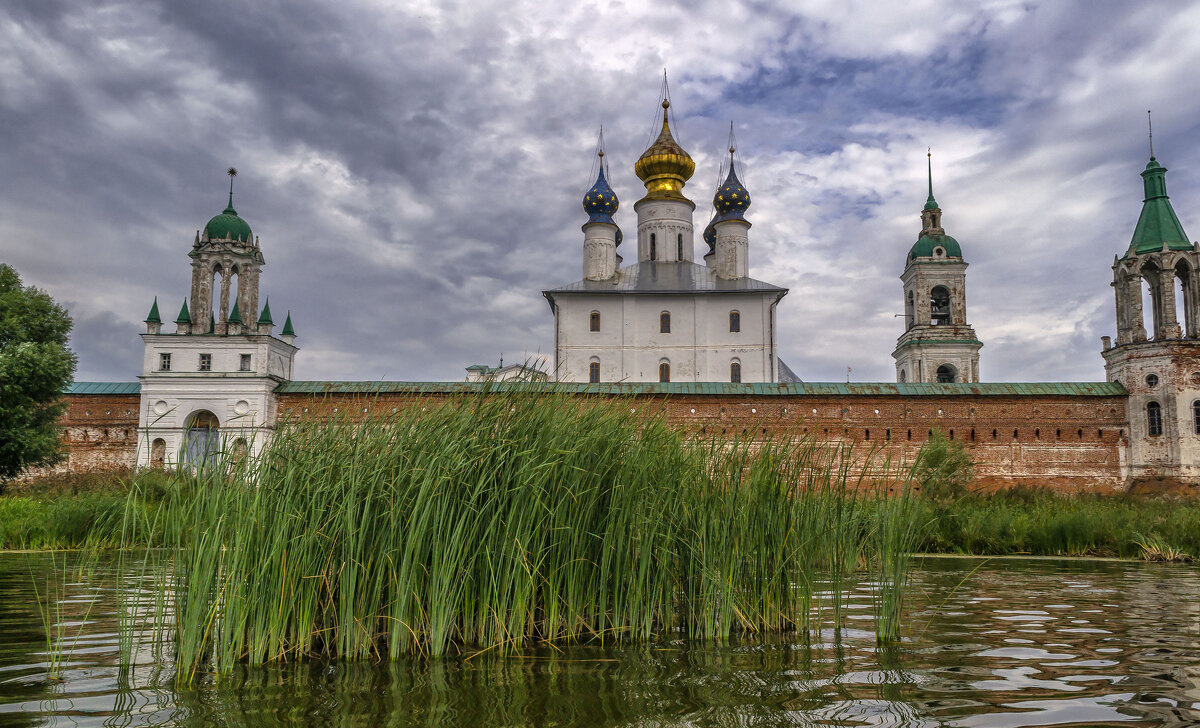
275 380 1128 397
67 382 142 395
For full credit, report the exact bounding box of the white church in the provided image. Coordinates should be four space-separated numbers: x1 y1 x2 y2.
542 99 794 384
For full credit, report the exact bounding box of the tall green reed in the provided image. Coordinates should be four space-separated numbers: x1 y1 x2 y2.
125 387 926 680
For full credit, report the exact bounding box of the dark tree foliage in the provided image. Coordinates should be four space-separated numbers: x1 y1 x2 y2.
0 264 76 484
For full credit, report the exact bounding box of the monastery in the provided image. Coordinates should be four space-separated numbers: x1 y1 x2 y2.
49 96 1200 492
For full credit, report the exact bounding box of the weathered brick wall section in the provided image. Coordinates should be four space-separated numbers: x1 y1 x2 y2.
274 391 1130 492
47 389 1129 491
48 394 142 473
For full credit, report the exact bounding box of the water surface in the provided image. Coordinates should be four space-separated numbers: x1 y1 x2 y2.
1 553 1197 727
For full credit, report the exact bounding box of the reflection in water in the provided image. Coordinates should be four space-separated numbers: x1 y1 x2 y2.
0 554 1197 727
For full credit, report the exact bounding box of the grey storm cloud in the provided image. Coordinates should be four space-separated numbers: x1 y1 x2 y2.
4 0 1200 384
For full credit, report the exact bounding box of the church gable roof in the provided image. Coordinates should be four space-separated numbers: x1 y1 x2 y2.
544 261 787 297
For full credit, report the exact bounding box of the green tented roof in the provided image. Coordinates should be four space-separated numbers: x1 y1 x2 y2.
258 299 273 325
275 381 1126 397
228 300 242 324
67 382 141 394
145 298 160 324
1128 157 1192 256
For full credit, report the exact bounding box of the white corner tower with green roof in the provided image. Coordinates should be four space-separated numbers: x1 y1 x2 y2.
892 153 982 384
136 169 298 468
1103 141 1200 485
543 91 789 384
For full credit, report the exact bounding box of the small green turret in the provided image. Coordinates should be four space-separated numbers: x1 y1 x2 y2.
145 297 161 324
228 300 242 324
281 312 295 337
257 299 273 326
175 299 191 324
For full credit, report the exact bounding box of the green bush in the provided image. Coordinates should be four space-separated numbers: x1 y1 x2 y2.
913 430 973 502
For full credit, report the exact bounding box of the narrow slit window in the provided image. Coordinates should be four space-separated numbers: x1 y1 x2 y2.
659 362 670 382
590 311 600 332
650 233 656 261
677 233 683 260
729 311 740 333
589 362 600 383
730 362 741 383
660 311 671 333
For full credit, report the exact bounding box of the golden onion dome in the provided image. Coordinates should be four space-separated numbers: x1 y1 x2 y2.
634 99 695 202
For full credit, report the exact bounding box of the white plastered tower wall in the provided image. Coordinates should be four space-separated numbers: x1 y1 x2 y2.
545 98 787 384
1103 152 1200 486
892 156 982 383
136 173 298 468
136 334 297 466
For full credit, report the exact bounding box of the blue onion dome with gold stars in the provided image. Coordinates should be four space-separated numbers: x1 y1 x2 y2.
203 168 253 244
634 99 695 203
713 150 751 223
582 155 619 225
702 218 717 255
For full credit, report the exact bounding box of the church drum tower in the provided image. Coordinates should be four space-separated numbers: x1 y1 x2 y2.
892 154 982 384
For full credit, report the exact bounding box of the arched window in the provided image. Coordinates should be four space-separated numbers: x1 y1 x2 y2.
650 233 657 261
936 364 957 383
906 291 915 329
677 233 683 260
232 437 248 464
589 361 600 383
729 311 740 333
660 311 671 333
1193 400 1200 435
659 362 670 382
930 286 951 326
1176 261 1191 337
1142 263 1160 339
898 368 906 383
730 361 741 383
589 311 600 332
150 438 166 468
1147 401 1163 436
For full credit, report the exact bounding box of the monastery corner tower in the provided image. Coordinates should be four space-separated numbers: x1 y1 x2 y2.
544 93 788 384
137 169 298 468
1103 143 1200 484
892 154 982 383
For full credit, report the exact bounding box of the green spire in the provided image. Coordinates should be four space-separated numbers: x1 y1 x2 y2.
228 299 242 324
923 150 939 210
257 298 273 325
145 297 161 324
175 299 191 324
281 311 295 336
1129 156 1191 255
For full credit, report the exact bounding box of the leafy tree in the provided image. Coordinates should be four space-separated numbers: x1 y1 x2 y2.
0 264 76 484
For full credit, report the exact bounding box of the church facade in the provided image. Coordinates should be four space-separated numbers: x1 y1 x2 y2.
41 97 1200 492
543 100 787 384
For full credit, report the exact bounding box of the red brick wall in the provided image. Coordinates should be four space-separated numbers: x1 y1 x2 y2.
47 390 1129 491
47 394 142 473
275 391 1129 492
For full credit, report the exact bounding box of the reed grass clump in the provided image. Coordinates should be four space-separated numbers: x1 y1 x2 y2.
134 389 924 680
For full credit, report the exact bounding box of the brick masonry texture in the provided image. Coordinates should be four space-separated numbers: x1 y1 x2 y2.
272 391 1129 492
47 391 1129 491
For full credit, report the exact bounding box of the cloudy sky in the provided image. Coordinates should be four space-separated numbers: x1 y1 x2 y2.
4 0 1200 383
